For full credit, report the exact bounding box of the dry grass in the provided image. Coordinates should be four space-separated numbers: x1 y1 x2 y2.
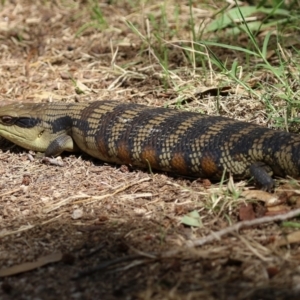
1 0 300 299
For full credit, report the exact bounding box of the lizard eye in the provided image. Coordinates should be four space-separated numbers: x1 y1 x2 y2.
0 116 15 124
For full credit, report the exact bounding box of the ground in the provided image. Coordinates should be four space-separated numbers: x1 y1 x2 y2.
0 1 300 299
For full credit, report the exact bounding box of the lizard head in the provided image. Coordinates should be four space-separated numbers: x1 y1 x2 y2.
0 102 51 152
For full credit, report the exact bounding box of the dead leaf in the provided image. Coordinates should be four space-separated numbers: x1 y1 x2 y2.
239 203 255 221
290 196 300 208
241 190 280 206
277 230 300 246
266 266 280 278
277 183 300 208
265 205 290 216
202 179 211 189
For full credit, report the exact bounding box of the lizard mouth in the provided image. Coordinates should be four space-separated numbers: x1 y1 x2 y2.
0 128 35 142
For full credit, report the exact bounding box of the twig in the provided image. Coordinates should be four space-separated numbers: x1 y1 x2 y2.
74 177 151 205
0 214 62 238
189 207 300 247
72 204 300 278
0 188 21 197
43 193 90 213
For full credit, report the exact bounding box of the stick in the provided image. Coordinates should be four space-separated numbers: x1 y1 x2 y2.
189 207 300 247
